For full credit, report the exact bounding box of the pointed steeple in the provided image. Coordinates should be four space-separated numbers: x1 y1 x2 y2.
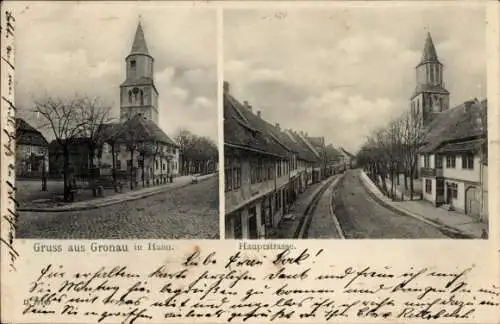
130 21 149 56
420 32 439 64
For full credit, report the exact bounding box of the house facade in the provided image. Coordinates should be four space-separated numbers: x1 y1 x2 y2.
224 82 319 239
418 100 487 221
16 118 49 178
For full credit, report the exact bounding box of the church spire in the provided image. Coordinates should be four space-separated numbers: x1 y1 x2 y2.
420 32 439 64
130 21 149 56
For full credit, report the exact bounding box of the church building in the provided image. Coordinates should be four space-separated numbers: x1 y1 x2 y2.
97 21 180 186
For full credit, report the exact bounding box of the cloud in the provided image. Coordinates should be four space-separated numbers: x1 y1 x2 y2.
224 4 486 153
8 2 217 142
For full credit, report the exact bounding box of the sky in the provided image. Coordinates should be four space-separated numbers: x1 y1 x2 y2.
224 3 487 153
9 2 217 142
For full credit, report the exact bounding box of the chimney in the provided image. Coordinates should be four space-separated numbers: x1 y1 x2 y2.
275 123 280 130
257 110 261 118
223 81 230 94
243 101 252 111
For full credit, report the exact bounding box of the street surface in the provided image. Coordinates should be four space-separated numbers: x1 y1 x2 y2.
17 176 219 239
332 170 447 239
306 176 342 239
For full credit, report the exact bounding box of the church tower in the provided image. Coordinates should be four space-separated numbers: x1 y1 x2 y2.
410 32 449 127
120 21 159 125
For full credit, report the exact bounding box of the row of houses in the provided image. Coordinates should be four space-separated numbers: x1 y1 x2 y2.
223 81 353 239
418 98 488 222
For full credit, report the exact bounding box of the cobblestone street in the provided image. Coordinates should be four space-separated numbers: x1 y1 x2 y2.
17 177 219 239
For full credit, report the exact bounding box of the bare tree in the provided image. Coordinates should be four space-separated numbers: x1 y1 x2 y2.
175 128 194 175
76 97 114 195
34 95 88 201
77 97 114 168
401 109 425 199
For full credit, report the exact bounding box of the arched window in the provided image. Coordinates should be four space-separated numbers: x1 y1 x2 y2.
140 90 144 105
128 90 132 104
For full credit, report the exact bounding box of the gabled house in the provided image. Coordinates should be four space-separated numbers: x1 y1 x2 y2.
340 147 356 169
325 144 343 176
224 82 290 239
16 118 49 178
418 99 487 221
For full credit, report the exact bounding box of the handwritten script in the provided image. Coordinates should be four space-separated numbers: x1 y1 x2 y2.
1 8 19 273
20 248 499 323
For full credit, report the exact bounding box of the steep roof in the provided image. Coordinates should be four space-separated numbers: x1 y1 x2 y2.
325 144 343 162
16 118 48 147
306 136 326 154
290 131 322 160
420 99 486 153
106 116 178 147
420 32 440 65
340 147 355 158
129 21 150 56
224 93 289 159
285 131 319 162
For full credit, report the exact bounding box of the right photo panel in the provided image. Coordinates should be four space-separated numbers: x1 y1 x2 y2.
223 5 488 240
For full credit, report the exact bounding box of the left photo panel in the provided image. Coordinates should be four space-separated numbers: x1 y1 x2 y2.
11 3 219 239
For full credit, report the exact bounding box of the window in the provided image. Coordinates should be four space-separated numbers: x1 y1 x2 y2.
268 165 274 180
162 163 166 171
435 155 443 168
128 90 132 103
251 160 258 184
155 160 159 169
424 155 430 168
116 160 121 170
462 154 474 170
225 167 232 192
425 179 432 194
446 155 456 168
130 60 136 68
233 167 241 189
127 160 132 169
233 213 242 239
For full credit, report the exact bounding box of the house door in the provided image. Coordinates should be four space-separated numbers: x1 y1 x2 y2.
436 178 445 205
248 207 258 239
446 184 452 204
465 187 480 217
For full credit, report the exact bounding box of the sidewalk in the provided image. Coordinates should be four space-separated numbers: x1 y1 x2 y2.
18 173 217 213
380 175 422 201
273 176 336 239
359 170 487 239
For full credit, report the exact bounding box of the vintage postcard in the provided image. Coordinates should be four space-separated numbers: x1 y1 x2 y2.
1 1 499 324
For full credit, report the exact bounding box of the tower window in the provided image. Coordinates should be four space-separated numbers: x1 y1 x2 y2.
130 60 136 68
